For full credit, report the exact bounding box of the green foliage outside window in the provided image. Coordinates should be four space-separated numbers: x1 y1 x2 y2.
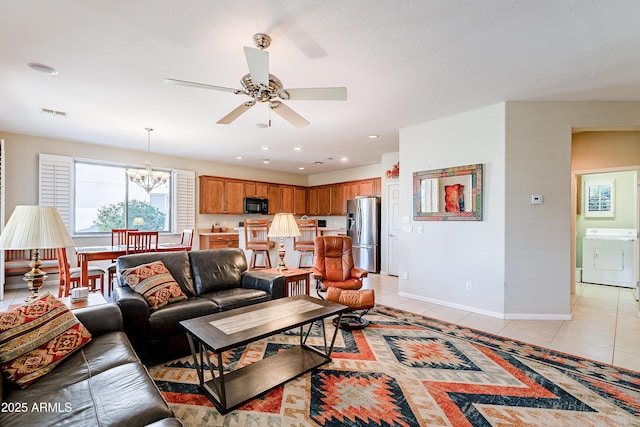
94 200 166 231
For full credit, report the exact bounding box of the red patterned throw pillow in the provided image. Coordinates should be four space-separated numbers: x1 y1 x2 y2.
120 260 187 310
0 293 92 388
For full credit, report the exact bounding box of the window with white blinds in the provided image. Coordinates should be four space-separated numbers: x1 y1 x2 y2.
39 154 73 229
38 154 195 235
174 169 196 232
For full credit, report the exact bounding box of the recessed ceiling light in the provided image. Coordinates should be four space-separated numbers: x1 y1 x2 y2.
261 146 270 151
298 167 305 170
28 62 59 75
340 157 348 162
263 159 270 164
313 161 324 165
293 147 302 151
235 156 243 160
368 134 379 139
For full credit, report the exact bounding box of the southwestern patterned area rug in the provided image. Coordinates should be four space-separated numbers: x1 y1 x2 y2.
149 305 640 426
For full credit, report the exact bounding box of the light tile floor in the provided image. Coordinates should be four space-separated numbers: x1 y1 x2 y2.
361 274 640 372
3 274 639 371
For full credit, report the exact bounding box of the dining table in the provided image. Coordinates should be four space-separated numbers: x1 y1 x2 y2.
75 243 191 289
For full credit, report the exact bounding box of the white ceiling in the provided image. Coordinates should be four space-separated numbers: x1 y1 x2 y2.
1 0 640 175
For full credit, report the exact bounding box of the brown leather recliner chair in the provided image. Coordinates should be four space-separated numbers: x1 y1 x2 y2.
311 236 374 329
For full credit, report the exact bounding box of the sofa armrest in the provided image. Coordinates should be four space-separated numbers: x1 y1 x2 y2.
74 303 123 336
241 271 286 299
114 286 150 345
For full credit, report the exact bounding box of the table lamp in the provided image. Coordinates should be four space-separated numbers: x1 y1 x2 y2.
267 213 300 271
0 206 75 301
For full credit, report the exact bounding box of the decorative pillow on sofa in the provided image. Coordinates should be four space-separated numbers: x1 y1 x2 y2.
0 293 92 388
120 260 187 310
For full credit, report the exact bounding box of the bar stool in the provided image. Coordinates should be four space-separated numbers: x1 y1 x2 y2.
294 218 318 268
244 218 272 269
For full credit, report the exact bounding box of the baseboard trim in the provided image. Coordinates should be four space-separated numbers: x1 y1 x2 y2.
398 291 572 320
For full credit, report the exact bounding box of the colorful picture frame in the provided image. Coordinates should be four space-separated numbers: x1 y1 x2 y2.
413 163 483 221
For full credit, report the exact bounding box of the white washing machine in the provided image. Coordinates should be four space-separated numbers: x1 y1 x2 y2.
582 228 637 288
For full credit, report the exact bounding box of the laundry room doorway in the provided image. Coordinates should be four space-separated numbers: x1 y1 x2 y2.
571 130 640 298
575 170 638 290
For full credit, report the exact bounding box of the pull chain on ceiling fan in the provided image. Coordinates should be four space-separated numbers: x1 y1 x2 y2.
166 33 347 128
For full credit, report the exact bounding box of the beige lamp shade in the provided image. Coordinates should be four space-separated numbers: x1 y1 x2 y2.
268 213 301 238
0 206 75 249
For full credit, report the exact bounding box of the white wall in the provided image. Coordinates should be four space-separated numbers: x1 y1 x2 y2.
399 101 640 319
504 101 640 318
399 103 506 317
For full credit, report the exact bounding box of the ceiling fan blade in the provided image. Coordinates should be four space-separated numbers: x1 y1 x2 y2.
217 101 256 124
165 78 240 94
270 101 310 128
243 46 269 86
280 87 347 101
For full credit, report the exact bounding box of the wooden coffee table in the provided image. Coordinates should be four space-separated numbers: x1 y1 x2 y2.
179 295 347 414
264 267 312 296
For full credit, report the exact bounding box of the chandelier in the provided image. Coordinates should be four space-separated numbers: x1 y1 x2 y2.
126 128 170 193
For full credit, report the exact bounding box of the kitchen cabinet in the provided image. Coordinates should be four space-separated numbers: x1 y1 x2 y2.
281 185 295 213
294 187 307 215
307 188 319 215
317 186 331 215
225 179 245 214
244 181 268 198
268 184 281 214
330 184 345 215
199 176 225 214
199 175 381 216
200 234 239 249
199 176 244 214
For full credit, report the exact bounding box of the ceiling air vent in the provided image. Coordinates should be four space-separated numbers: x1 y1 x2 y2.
40 108 68 118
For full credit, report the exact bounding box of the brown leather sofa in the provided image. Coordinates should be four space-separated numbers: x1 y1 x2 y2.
0 303 182 427
114 248 286 363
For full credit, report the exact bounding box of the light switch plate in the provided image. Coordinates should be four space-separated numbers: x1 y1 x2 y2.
402 225 412 233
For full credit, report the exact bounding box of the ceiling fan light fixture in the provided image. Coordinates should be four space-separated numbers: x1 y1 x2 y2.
166 33 346 128
126 128 170 193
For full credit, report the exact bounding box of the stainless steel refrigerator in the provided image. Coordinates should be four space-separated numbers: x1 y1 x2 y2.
346 197 381 273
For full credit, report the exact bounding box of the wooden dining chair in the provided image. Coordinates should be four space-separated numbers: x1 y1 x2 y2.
180 229 194 250
56 247 106 297
244 218 272 269
126 231 159 254
294 219 318 268
107 228 138 296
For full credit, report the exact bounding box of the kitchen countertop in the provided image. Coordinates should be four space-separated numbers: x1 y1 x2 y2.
199 231 239 236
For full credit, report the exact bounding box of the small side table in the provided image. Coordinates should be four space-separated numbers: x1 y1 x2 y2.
264 268 312 296
59 292 108 310
7 292 108 312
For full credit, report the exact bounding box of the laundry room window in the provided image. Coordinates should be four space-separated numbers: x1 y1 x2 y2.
585 179 615 218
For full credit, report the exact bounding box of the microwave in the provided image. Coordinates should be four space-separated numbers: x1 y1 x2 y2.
244 197 268 214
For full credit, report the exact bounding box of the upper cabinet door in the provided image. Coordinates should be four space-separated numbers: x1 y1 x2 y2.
199 176 225 214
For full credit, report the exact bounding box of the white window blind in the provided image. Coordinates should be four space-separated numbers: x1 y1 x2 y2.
39 154 73 229
174 169 195 233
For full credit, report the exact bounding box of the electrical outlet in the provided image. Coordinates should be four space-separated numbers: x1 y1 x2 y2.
402 272 408 280
465 281 472 291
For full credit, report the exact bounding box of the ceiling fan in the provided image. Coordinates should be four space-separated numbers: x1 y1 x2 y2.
165 33 347 128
